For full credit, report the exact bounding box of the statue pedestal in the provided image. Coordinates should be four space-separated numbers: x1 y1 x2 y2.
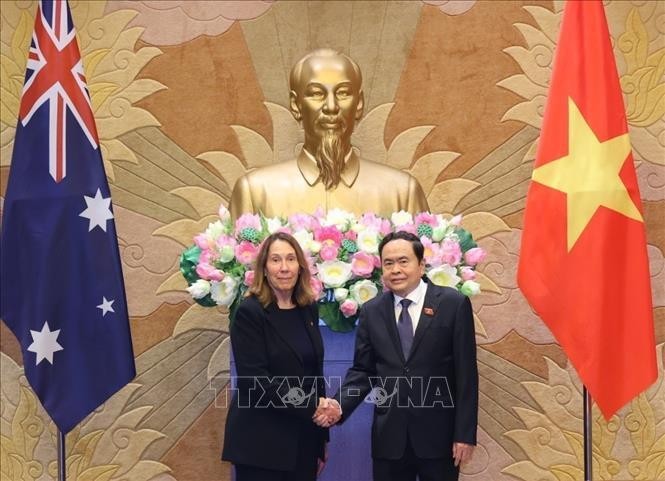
320 326 372 481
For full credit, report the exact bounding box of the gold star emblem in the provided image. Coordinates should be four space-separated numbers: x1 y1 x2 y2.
532 98 642 251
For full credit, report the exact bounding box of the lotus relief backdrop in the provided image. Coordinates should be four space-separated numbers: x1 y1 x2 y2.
1 1 663 480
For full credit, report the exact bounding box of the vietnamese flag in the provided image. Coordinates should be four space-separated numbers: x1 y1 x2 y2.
517 0 657 419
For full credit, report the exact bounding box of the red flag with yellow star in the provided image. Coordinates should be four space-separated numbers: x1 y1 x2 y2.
517 0 657 419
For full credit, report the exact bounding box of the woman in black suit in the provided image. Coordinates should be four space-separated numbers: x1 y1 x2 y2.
222 232 329 481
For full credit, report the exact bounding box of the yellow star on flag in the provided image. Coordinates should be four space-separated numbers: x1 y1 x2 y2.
532 97 642 251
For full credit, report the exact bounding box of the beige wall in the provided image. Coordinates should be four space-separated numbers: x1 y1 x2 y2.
1 1 663 480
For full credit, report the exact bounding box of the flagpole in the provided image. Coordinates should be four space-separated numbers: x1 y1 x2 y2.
583 386 593 481
57 430 66 481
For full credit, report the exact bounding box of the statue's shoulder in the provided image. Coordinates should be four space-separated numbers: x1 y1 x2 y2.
239 158 300 183
358 157 416 180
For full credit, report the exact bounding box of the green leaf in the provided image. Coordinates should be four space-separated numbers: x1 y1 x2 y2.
456 229 477 251
318 301 357 332
195 295 217 308
179 245 202 284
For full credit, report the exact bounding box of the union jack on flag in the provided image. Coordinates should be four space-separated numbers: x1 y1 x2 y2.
1 0 135 434
19 0 98 183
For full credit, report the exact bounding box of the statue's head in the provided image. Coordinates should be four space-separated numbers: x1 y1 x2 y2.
289 49 365 189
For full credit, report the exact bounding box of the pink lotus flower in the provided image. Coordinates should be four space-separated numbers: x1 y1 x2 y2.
235 241 259 266
340 299 358 317
460 266 476 281
450 214 463 226
319 244 339 261
244 270 255 287
344 230 357 241
194 233 210 250
289 213 318 231
351 251 375 277
379 219 392 236
373 255 381 268
234 213 261 236
440 239 462 266
421 237 442 267
315 225 343 247
415 212 438 227
276 226 293 235
218 205 231 222
464 247 486 266
216 235 237 250
310 277 324 299
396 223 417 235
196 262 224 281
360 213 383 231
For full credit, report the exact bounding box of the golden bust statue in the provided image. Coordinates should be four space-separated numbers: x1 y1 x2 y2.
229 49 429 219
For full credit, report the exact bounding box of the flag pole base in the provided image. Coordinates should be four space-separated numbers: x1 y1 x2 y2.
583 386 592 481
57 429 66 481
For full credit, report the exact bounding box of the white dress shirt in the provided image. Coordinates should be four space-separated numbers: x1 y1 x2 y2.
393 279 428 334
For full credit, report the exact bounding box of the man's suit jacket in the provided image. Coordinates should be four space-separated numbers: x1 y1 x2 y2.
337 282 478 460
222 296 328 471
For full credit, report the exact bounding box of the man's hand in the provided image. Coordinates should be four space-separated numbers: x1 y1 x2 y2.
452 442 474 467
313 397 342 427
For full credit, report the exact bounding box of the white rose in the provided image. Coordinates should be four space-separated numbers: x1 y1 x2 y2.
460 280 481 296
391 210 413 227
266 217 283 234
187 279 211 299
334 288 349 302
323 208 355 231
356 229 379 254
426 264 461 288
210 276 240 306
205 220 225 241
293 229 314 252
317 260 353 288
350 280 379 306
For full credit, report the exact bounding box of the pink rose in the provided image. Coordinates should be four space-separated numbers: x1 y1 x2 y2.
351 252 375 277
320 244 339 261
244 270 255 287
235 241 259 266
310 277 324 299
194 233 210 250
464 247 486 266
234 213 261 236
315 225 343 247
415 212 437 227
440 239 462 266
340 299 358 317
460 266 476 281
196 262 224 281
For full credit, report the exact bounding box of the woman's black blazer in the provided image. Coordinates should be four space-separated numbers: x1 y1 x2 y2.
222 295 328 471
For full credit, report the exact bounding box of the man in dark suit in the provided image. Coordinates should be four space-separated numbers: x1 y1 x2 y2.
315 231 478 481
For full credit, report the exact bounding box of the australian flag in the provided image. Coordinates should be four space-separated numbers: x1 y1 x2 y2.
0 0 135 433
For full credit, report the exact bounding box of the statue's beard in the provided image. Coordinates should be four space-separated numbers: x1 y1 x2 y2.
315 116 348 190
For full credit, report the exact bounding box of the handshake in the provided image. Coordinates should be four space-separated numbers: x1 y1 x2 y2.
313 397 342 427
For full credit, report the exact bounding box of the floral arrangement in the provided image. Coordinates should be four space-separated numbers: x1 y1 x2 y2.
180 206 486 332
